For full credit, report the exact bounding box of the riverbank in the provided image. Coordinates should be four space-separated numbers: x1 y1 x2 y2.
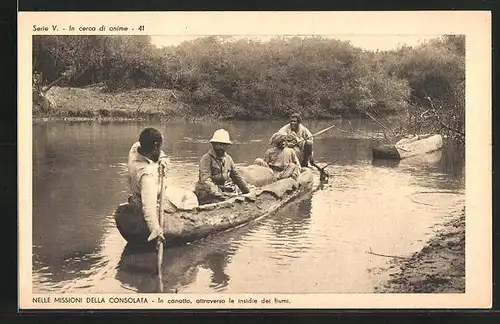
32 86 354 122
33 86 192 122
375 206 465 293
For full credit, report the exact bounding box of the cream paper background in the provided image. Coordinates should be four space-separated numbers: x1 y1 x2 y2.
18 11 492 310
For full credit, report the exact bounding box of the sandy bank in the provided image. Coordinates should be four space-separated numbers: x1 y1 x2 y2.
375 206 465 293
33 86 191 121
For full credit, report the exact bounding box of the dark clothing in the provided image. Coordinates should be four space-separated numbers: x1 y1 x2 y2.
194 148 250 204
300 141 314 167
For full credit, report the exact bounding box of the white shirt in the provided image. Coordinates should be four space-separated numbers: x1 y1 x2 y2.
127 142 164 233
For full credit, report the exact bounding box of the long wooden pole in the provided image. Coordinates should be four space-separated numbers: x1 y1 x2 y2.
295 124 337 145
292 124 337 180
157 164 166 292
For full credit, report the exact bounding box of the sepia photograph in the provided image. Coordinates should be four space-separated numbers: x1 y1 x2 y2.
19 11 491 309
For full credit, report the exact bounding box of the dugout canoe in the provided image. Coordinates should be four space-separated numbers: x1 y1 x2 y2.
114 167 318 248
372 134 443 160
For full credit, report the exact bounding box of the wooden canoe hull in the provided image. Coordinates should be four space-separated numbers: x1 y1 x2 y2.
114 168 317 248
372 134 444 160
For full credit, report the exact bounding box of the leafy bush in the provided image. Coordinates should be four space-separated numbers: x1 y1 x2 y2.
380 35 465 140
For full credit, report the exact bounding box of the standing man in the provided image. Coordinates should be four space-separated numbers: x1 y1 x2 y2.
277 112 314 167
194 129 250 205
127 127 169 243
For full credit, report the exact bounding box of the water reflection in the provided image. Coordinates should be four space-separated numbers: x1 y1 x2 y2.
116 194 314 293
371 148 464 191
438 143 465 179
265 195 313 265
371 158 401 168
116 214 266 293
205 251 231 290
268 196 312 238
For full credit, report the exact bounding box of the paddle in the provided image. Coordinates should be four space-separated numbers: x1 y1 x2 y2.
156 163 166 292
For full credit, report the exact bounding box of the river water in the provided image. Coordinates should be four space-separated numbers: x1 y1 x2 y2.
32 119 465 293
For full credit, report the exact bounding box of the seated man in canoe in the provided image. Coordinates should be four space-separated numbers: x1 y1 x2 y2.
194 129 251 205
277 112 314 167
254 132 301 180
127 127 170 244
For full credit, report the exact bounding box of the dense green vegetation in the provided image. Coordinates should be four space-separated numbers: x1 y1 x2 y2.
32 35 465 141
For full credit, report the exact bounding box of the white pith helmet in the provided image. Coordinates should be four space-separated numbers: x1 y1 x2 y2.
210 129 232 144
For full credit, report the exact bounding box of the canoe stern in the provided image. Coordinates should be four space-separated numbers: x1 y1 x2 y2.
114 203 150 245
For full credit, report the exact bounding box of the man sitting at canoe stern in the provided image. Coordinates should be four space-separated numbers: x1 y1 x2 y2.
127 127 169 243
194 129 251 205
277 112 314 167
254 132 301 180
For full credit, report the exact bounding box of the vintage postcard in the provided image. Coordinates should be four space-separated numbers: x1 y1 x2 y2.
18 11 491 310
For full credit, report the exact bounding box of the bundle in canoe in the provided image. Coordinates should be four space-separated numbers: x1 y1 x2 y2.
114 166 318 248
372 134 444 160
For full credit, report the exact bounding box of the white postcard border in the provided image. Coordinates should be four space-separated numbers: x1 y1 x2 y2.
18 11 492 310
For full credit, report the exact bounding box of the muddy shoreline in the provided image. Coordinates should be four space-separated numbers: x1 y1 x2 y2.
33 86 209 122
376 206 465 293
31 86 366 123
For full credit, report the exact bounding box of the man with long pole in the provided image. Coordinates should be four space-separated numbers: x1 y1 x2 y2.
277 113 314 167
126 127 168 289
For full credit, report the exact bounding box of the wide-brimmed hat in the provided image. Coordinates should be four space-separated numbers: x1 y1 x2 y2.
210 129 232 144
